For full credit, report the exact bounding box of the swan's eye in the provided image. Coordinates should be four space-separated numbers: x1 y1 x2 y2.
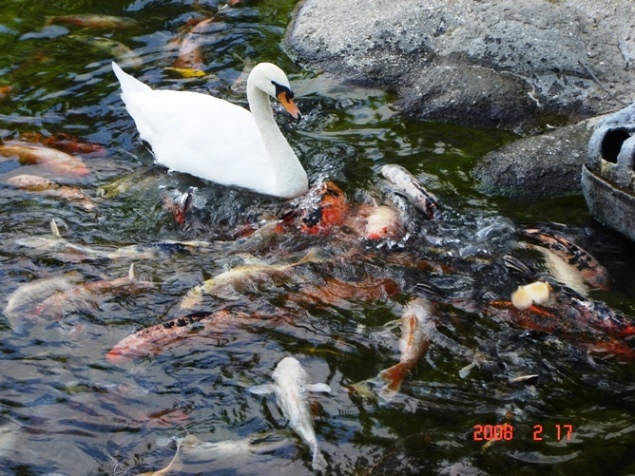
272 81 294 100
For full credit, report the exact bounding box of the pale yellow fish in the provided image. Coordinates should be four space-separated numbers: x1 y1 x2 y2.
8 174 95 210
511 281 551 310
179 249 319 309
45 14 139 30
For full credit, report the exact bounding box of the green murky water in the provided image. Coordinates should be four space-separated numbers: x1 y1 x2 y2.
2 1 635 475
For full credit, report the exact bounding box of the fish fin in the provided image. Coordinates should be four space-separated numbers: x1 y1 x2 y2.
458 362 476 379
128 263 135 282
377 363 409 404
306 383 331 393
248 384 275 395
50 219 61 237
311 449 328 472
503 254 534 276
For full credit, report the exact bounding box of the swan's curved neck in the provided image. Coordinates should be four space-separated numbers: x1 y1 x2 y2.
246 83 307 197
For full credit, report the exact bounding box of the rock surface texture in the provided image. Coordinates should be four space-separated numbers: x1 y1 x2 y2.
286 0 635 199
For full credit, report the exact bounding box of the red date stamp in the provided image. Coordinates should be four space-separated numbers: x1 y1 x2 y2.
473 423 574 441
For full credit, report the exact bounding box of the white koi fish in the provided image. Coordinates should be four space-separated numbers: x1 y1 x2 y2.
380 164 439 218
33 264 154 321
249 357 330 472
3 270 83 333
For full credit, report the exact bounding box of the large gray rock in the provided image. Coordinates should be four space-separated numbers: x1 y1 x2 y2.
473 116 604 199
286 0 635 133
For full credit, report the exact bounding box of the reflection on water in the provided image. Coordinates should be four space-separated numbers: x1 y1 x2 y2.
2 1 635 475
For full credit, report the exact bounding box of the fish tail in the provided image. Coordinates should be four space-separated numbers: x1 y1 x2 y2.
311 447 327 472
377 362 410 403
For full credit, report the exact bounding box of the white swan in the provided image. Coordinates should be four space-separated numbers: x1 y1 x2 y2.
111 61 309 198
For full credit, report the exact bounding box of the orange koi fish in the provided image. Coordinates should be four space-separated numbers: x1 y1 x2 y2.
295 181 349 234
172 18 218 74
106 309 255 363
20 132 107 157
0 141 89 176
377 298 435 403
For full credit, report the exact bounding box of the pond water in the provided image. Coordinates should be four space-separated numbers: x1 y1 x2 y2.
2 1 635 475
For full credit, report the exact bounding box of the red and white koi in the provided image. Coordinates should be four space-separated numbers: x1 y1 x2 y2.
33 264 154 321
0 141 89 176
106 309 251 363
518 226 609 294
350 204 403 241
380 164 439 219
8 174 96 210
249 357 330 472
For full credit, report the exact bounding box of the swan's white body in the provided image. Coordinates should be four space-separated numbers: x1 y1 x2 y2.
112 61 308 198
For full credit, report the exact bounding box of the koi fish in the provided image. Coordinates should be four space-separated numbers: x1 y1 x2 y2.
179 250 319 309
69 36 143 69
0 85 11 100
14 219 110 260
380 164 439 219
249 357 330 472
555 285 635 338
351 204 403 241
0 141 89 176
518 226 609 293
3 271 83 333
136 437 183 476
45 14 139 30
511 281 551 310
33 264 154 321
174 433 289 463
106 309 254 363
8 174 96 210
377 297 434 403
172 18 218 74
289 276 400 309
295 181 349 234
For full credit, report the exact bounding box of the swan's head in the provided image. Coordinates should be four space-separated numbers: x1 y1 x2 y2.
248 62 301 120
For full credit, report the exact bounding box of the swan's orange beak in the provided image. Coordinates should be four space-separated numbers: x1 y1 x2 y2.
277 91 301 120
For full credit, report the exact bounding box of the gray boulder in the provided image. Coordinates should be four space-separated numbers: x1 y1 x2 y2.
286 0 634 133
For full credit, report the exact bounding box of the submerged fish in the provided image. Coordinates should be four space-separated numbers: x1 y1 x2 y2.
518 226 609 294
32 264 154 321
380 164 439 219
179 250 319 309
377 297 434 403
0 141 89 176
45 14 139 30
106 309 258 363
172 18 218 74
8 174 96 210
3 271 83 333
175 433 289 463
20 131 107 157
250 357 330 472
